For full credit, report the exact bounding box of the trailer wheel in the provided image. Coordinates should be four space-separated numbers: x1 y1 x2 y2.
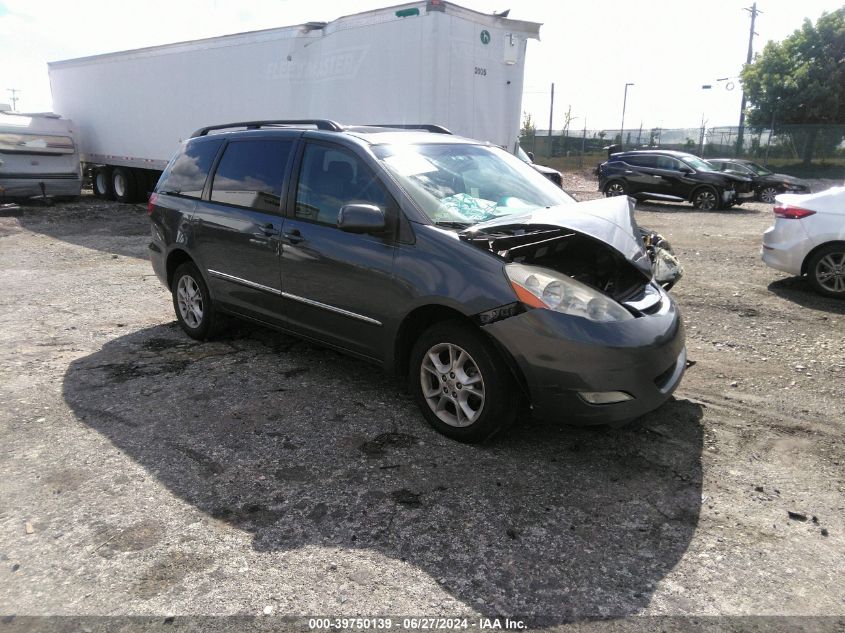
112 167 137 203
93 168 113 199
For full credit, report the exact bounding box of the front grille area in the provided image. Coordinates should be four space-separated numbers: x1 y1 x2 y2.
653 359 678 389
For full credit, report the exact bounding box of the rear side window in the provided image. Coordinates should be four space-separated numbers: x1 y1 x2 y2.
157 139 222 198
210 140 293 213
625 155 658 168
656 156 681 170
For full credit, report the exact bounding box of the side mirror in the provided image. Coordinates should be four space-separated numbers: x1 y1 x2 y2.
527 151 535 162
679 165 693 174
338 203 386 234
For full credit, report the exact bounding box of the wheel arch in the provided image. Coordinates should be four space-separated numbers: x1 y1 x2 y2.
392 303 530 401
801 240 845 276
165 248 196 289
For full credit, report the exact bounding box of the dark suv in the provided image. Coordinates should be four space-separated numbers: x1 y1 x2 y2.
707 158 810 203
149 120 686 442
598 149 754 210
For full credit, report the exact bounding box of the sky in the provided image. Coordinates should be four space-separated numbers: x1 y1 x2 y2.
1 0 842 131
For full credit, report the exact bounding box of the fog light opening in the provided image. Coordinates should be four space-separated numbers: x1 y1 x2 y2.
579 391 634 405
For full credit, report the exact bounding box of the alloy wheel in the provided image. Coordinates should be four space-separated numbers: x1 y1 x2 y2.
760 187 778 204
815 252 845 294
694 190 717 210
420 343 485 427
176 274 204 328
605 182 626 197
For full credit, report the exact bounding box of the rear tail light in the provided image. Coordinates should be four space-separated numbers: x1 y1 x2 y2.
773 204 815 219
147 192 158 215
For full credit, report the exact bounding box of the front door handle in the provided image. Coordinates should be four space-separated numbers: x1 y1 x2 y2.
283 228 303 244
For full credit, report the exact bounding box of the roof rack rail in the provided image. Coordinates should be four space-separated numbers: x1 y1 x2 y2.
368 124 452 134
191 119 343 138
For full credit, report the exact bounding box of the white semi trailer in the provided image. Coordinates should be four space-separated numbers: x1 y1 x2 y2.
48 1 541 202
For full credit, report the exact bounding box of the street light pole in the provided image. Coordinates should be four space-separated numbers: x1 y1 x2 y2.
700 84 712 156
547 82 555 158
620 82 634 149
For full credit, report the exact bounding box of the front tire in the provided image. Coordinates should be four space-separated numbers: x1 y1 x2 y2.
692 186 720 211
409 321 518 442
759 186 778 204
807 244 845 298
172 262 219 339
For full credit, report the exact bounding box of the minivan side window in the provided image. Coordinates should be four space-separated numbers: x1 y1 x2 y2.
210 140 293 213
295 145 388 227
158 139 222 198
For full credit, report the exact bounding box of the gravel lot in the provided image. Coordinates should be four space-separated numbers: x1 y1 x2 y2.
1 179 844 628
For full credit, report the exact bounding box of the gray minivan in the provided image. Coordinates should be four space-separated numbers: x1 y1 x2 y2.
148 121 686 442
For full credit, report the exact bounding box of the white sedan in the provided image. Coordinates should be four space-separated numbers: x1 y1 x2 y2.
762 186 845 298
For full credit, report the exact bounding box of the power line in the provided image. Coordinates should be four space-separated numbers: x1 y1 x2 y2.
6 88 20 111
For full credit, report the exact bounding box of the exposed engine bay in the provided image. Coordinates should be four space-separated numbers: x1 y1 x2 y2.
460 224 683 300
639 228 684 290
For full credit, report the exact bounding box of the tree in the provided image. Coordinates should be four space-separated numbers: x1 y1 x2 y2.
740 7 845 164
521 111 536 137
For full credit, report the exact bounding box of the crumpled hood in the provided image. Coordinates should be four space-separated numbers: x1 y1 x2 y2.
720 171 754 183
531 163 562 176
772 173 809 186
461 196 653 276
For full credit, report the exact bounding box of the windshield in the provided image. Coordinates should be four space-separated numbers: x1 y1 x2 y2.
680 155 715 172
745 161 773 175
516 146 532 164
375 143 575 227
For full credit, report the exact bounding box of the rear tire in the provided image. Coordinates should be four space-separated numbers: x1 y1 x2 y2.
93 168 113 199
112 167 137 203
603 180 627 197
172 262 220 340
409 320 518 442
692 186 720 211
806 244 845 298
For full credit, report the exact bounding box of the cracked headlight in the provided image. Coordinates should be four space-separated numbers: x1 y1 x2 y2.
505 263 633 322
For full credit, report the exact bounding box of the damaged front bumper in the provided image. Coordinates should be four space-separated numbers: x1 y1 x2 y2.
483 288 686 425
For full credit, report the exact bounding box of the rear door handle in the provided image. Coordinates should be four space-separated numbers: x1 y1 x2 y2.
283 228 303 244
255 222 280 237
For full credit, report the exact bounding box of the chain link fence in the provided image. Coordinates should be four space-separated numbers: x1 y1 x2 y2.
521 123 845 177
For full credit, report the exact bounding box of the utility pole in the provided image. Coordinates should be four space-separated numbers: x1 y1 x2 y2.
736 3 761 156
580 118 587 167
620 82 634 149
6 88 20 111
547 82 554 158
